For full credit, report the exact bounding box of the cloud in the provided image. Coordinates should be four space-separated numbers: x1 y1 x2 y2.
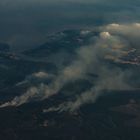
103 23 140 52
33 72 51 79
100 32 111 39
0 23 139 110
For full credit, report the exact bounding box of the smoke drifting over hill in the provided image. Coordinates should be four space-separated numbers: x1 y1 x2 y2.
0 23 140 111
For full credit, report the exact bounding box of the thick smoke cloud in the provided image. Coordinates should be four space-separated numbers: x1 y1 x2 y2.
103 23 140 53
0 23 139 111
44 68 131 112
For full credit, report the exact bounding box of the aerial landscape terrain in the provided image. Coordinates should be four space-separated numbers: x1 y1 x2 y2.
0 0 140 140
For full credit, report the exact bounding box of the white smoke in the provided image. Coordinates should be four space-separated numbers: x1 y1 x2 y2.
44 63 132 113
16 71 54 86
0 23 139 109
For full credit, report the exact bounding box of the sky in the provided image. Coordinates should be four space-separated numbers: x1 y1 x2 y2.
0 0 140 51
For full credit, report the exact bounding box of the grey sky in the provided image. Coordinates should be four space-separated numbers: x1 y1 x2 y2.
0 0 140 51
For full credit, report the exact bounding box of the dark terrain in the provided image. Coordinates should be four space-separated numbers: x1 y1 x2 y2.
0 30 140 140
